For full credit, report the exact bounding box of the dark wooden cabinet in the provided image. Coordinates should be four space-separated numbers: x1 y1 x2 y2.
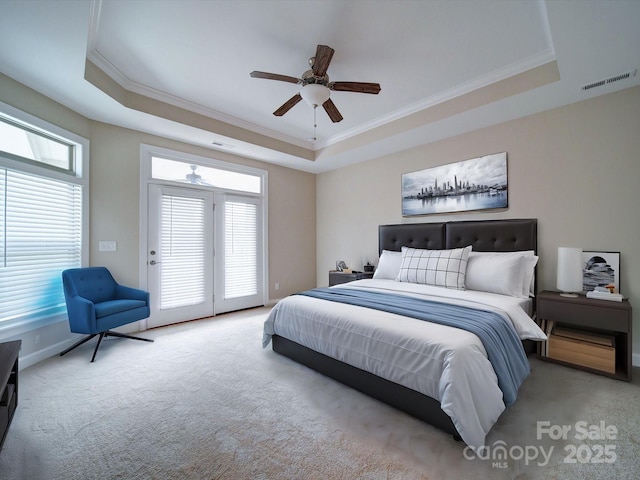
0 340 21 451
329 271 374 286
537 291 631 381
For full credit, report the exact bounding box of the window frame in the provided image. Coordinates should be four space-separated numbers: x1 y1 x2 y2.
0 101 89 337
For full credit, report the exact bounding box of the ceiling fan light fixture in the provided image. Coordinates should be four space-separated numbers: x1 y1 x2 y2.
300 83 330 107
185 165 202 184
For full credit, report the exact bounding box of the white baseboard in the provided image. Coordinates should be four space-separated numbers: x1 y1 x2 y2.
632 352 640 368
18 325 143 370
18 338 78 371
266 298 283 307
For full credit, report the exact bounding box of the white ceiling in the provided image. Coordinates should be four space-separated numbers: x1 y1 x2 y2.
1 0 639 173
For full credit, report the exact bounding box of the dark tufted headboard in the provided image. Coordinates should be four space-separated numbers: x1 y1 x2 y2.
379 218 537 254
378 222 445 253
444 219 537 252
379 219 538 353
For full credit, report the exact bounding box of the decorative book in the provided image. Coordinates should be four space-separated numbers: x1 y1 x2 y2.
586 291 623 302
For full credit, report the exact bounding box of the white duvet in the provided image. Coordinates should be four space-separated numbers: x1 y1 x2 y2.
263 279 546 449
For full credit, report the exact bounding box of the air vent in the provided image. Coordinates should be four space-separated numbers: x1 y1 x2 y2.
581 69 636 91
212 141 235 149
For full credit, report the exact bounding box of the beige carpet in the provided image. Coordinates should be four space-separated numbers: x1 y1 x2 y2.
0 307 638 479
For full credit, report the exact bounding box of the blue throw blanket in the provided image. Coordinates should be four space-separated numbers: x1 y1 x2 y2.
296 287 530 406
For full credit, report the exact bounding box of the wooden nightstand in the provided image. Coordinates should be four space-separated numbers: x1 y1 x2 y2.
537 290 632 381
329 271 374 286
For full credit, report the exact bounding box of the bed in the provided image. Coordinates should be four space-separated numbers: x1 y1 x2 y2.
263 219 545 449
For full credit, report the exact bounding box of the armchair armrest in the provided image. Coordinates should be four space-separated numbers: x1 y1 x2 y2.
115 284 150 304
66 295 97 334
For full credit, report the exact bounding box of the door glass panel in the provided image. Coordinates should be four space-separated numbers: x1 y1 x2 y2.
224 201 258 299
160 194 206 309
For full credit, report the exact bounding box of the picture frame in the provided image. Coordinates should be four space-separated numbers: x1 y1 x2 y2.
582 250 620 293
401 152 508 216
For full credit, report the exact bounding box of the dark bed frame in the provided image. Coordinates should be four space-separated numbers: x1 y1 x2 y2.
271 218 537 441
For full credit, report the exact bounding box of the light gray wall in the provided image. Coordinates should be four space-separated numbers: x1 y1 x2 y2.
3 69 639 368
0 73 317 368
88 122 317 299
317 85 640 364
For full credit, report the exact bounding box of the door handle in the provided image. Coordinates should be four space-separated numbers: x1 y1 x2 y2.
149 260 161 265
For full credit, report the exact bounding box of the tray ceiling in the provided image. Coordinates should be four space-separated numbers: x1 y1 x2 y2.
1 0 638 172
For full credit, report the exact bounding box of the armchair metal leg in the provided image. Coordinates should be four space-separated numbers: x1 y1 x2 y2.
61 330 154 362
60 334 98 357
90 331 154 362
90 332 107 363
105 331 155 343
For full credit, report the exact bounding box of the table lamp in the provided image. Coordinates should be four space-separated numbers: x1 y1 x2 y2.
557 247 583 297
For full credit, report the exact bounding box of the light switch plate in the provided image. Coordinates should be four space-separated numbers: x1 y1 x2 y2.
99 241 117 252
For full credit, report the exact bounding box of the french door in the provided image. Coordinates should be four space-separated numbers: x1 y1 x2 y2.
146 185 265 327
147 184 214 328
214 193 264 314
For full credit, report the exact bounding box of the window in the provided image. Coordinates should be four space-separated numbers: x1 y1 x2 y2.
0 116 75 172
0 102 88 329
151 156 261 193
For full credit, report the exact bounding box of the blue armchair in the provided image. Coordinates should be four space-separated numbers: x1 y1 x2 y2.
60 267 154 362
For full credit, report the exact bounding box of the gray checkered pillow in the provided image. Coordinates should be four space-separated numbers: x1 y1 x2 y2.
396 246 472 289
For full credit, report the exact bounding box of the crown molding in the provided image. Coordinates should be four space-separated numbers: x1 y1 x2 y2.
316 48 557 149
86 0 555 153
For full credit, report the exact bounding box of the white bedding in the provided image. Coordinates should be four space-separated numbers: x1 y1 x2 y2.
263 279 546 449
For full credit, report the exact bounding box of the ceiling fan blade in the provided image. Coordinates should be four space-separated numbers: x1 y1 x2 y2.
273 93 302 116
250 71 301 84
312 45 335 77
322 98 343 123
330 82 381 94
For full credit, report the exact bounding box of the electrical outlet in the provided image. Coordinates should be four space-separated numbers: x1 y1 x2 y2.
99 241 117 252
275 282 280 290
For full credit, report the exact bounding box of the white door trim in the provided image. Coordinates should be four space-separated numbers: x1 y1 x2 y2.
139 144 269 329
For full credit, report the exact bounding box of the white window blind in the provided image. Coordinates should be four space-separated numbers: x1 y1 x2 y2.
160 194 206 309
224 201 258 299
0 168 82 322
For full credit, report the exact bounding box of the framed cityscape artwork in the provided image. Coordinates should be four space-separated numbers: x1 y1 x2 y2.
401 152 508 216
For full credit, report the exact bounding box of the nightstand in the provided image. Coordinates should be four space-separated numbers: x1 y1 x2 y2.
537 290 632 381
329 271 374 286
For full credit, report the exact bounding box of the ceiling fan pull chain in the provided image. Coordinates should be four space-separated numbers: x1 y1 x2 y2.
312 105 318 141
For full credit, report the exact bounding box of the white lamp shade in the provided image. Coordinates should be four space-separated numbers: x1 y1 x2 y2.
557 247 583 294
300 84 330 106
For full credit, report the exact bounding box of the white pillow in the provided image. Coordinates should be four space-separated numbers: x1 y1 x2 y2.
397 246 472 290
373 250 403 280
466 253 526 298
523 255 539 297
466 251 537 298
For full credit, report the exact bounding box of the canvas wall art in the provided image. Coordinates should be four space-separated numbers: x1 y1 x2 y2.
401 152 508 216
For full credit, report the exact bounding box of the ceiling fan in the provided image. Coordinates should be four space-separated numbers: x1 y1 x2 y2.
250 44 381 123
180 165 212 185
